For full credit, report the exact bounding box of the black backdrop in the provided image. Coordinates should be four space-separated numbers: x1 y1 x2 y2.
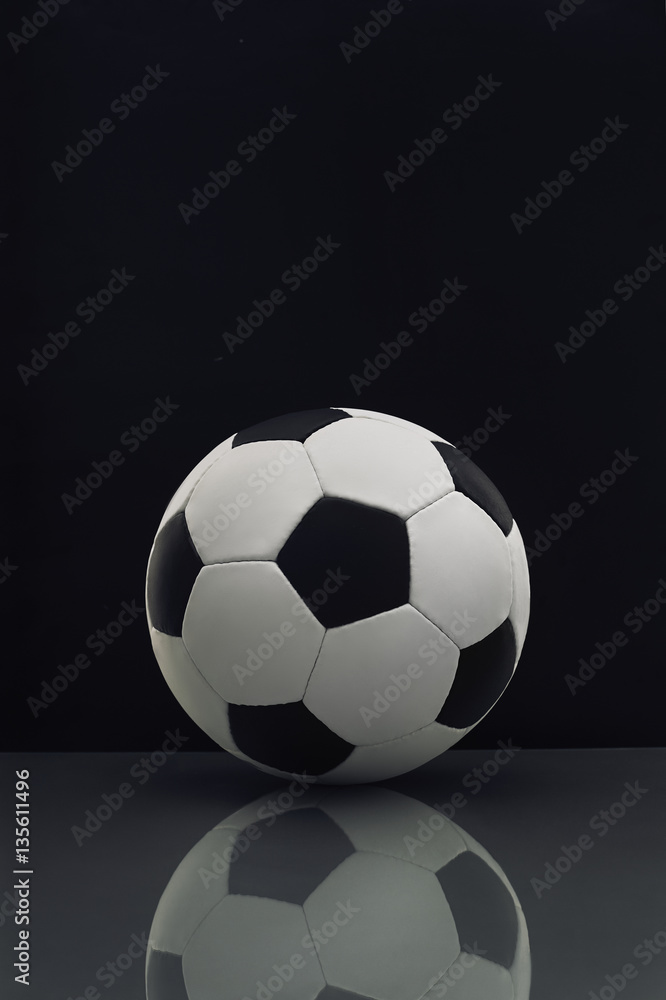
5 0 665 753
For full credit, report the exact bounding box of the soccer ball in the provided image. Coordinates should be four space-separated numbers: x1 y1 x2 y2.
146 407 529 783
145 785 531 999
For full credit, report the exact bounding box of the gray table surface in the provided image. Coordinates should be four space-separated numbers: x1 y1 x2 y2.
1 748 664 1000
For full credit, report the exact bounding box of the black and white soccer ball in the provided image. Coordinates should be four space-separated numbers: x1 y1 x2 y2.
145 786 531 1000
146 407 529 783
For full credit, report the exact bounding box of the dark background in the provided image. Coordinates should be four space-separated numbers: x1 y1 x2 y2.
4 0 665 752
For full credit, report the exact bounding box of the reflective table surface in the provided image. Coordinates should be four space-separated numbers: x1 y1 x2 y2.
1 747 664 1000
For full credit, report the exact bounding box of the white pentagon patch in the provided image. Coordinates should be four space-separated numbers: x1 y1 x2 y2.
157 434 235 533
422 954 515 1000
304 604 458 745
408 492 512 648
185 439 323 564
149 627 254 762
333 406 450 443
317 787 466 872
506 521 530 659
318 721 465 784
183 896 324 1000
303 852 459 1000
182 562 325 706
305 417 454 518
